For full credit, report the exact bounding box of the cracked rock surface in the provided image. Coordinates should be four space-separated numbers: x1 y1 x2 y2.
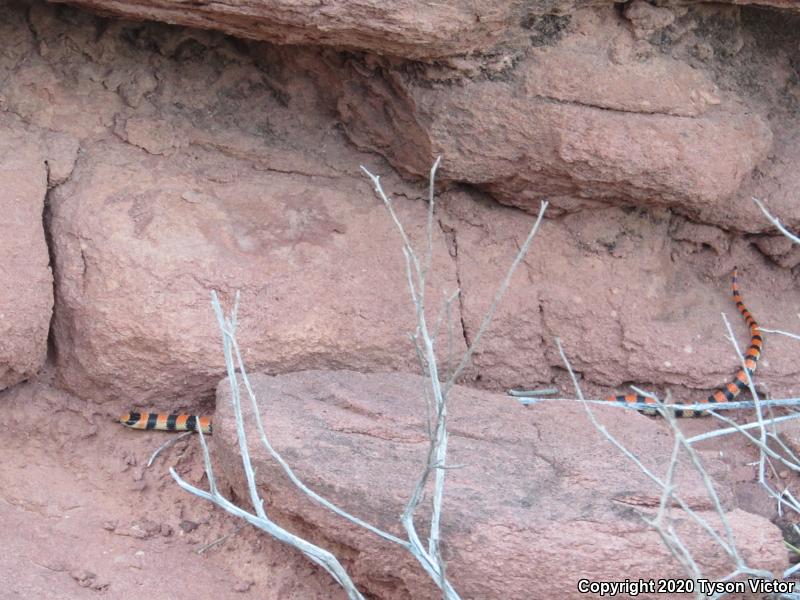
1 0 800 598
213 370 787 599
2 0 795 403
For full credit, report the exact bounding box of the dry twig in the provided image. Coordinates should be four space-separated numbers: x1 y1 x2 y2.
172 159 547 599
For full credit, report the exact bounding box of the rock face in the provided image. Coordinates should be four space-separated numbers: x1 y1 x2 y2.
0 0 789 405
46 0 800 60
439 188 800 400
50 141 460 405
1 0 799 598
212 370 788 599
335 10 773 225
0 113 75 391
47 0 537 60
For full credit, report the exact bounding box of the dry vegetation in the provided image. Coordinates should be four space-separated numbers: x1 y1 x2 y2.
172 168 798 599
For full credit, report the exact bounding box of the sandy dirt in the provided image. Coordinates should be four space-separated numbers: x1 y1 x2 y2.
3 371 796 599
0 376 342 600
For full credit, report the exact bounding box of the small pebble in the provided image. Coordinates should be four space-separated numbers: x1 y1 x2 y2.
70 570 96 587
233 580 253 593
179 520 199 533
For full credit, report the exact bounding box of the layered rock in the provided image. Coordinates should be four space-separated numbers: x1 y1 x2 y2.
45 0 800 60
335 9 773 226
440 188 800 400
49 142 461 405
212 370 788 599
0 113 76 391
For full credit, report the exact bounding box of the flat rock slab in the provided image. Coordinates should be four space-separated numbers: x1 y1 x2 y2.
212 370 786 599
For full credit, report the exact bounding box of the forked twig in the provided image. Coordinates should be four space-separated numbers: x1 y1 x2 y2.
173 159 546 600
147 431 193 467
361 160 548 596
555 338 774 591
752 196 800 245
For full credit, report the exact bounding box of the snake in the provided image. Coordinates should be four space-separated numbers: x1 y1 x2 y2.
118 270 762 428
607 268 763 417
118 412 213 434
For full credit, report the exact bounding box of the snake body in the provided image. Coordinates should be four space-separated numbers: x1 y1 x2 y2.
119 412 213 434
119 272 762 428
607 268 763 417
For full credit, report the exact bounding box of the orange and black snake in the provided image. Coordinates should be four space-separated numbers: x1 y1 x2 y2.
608 267 763 417
118 412 213 434
118 270 762 430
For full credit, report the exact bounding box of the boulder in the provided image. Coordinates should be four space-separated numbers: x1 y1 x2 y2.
49 141 461 405
212 370 788 599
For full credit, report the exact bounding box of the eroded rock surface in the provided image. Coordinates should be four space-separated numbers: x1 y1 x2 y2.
0 0 792 406
213 370 788 599
439 188 800 401
1 1 799 598
334 9 774 226
50 141 460 405
0 113 76 391
45 0 800 60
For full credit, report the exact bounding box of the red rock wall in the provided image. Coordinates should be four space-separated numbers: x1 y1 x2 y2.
0 0 797 406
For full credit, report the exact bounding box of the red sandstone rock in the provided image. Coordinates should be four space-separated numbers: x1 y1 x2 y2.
0 113 76 391
439 188 800 401
3 1 793 407
47 0 534 60
49 142 461 405
212 370 788 599
335 9 773 224
44 0 800 60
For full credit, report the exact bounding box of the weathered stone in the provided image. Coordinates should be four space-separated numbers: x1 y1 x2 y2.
45 0 539 60
439 188 800 401
213 370 788 599
336 10 772 224
44 0 800 61
49 141 461 405
0 114 75 391
753 235 800 269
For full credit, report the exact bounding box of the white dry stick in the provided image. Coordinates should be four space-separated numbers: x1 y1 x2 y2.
174 158 546 600
686 412 800 445
214 292 464 597
752 197 800 342
361 159 548 599
444 204 548 394
170 292 367 600
761 327 800 342
719 311 769 487
708 312 800 525
753 196 800 245
649 425 704 582
147 431 193 467
555 339 778 587
555 339 737 557
514 395 800 413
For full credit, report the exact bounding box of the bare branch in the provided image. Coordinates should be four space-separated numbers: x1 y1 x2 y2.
752 196 800 245
445 200 548 391
147 431 193 467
